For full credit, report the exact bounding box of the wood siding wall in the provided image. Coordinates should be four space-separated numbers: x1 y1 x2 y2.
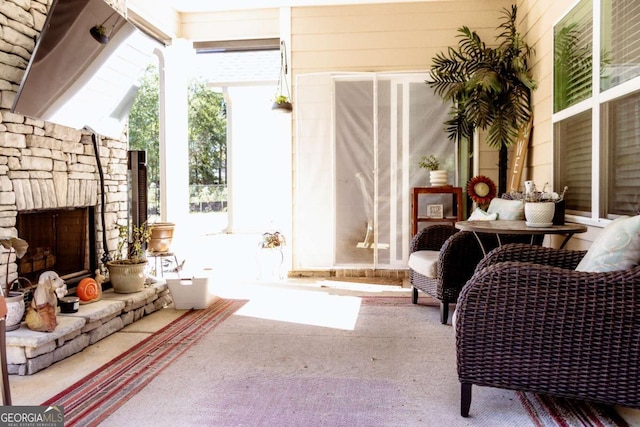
180 8 281 41
290 1 513 74
518 0 575 187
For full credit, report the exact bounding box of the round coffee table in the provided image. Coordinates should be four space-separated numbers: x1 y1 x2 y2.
454 220 588 256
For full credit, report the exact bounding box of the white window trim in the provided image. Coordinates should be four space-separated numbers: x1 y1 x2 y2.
553 0 640 227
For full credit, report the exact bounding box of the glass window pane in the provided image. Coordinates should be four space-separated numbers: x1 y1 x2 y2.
554 110 592 215
601 0 640 91
129 62 161 218
602 91 640 216
554 0 593 112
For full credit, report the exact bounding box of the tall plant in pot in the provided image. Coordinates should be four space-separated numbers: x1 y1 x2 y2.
106 222 153 293
428 5 536 195
1 237 29 331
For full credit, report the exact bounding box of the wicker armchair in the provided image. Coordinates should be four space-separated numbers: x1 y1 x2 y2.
456 243 640 417
409 225 540 324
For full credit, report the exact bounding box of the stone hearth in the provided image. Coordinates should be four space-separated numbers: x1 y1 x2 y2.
5 282 172 376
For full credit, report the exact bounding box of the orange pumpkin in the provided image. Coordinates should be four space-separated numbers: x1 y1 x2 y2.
77 277 100 302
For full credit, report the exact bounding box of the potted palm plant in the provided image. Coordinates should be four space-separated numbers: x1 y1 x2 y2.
428 5 536 195
106 222 152 293
1 237 29 330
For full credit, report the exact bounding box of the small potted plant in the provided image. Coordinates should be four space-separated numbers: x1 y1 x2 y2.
261 231 286 249
106 221 153 293
89 24 109 44
419 154 448 186
518 182 568 227
258 231 286 279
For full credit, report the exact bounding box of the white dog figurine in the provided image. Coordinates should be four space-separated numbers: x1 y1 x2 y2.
25 271 67 332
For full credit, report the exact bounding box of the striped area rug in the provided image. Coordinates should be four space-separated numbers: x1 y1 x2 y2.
518 392 631 427
42 298 247 427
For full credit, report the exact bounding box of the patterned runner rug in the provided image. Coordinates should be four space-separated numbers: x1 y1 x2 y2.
42 298 247 426
42 296 631 427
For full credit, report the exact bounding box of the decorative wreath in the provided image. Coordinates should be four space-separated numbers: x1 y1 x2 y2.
467 175 497 206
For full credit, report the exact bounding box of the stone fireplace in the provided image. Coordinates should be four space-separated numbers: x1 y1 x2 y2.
0 1 130 292
0 122 128 292
0 0 177 376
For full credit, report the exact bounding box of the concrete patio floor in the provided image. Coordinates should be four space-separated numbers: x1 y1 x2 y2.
6 212 640 425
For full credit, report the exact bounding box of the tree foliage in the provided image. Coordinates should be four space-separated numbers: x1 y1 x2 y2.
128 66 227 188
128 65 160 183
188 79 227 185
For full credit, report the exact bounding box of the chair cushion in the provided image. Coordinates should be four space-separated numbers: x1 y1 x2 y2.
408 250 439 278
575 215 640 272
487 198 524 220
468 207 498 221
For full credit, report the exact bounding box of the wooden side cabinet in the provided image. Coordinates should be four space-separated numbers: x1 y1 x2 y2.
411 186 463 236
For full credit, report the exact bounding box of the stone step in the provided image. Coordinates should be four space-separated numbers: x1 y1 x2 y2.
5 281 172 375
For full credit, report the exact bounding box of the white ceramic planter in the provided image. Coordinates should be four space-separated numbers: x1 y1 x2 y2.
525 202 555 227
429 170 448 186
5 291 25 331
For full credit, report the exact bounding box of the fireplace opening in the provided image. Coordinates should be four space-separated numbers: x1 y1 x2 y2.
17 207 96 290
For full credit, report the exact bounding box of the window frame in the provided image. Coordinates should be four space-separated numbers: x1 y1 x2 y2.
553 0 640 225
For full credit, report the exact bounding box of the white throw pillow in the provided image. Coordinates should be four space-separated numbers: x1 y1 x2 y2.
468 207 498 221
487 198 525 220
575 215 640 272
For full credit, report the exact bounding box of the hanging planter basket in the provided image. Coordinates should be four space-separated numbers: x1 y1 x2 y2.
272 99 293 112
272 41 292 113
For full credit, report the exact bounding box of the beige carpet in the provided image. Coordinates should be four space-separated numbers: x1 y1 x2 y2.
55 286 628 427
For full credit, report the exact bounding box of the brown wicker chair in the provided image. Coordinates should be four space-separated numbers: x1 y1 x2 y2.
456 243 640 417
409 225 541 324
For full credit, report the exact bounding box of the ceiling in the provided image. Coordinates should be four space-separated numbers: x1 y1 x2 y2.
167 0 428 13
